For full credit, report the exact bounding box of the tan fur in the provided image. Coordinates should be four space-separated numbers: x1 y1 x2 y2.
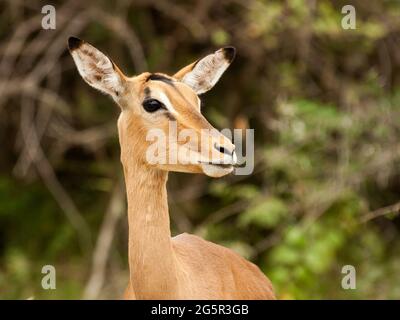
69 39 276 300
118 76 275 299
119 125 275 299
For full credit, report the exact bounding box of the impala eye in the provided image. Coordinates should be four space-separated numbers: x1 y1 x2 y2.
142 99 164 113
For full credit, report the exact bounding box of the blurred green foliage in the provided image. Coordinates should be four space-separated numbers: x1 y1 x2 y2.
0 0 400 299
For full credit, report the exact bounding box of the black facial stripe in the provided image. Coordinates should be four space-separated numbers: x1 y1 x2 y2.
146 73 175 86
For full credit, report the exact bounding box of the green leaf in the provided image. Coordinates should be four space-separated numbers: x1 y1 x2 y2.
239 197 288 228
211 29 230 46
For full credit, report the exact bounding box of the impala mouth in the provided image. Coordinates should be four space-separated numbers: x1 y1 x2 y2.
199 160 246 168
199 161 233 169
199 155 246 177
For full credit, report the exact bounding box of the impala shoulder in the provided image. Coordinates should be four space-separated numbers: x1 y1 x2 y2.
172 232 208 247
172 233 241 259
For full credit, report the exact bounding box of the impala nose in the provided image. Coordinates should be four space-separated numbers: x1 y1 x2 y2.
214 143 233 156
214 142 237 164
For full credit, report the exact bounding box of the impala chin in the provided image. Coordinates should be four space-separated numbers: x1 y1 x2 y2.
200 162 234 178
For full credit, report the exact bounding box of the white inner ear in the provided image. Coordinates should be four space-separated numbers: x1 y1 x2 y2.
181 49 231 94
70 44 122 98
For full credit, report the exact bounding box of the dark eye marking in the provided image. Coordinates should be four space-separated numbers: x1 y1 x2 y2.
144 87 151 96
142 98 165 113
165 112 175 121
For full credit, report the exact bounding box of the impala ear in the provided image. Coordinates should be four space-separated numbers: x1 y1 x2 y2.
174 47 236 94
68 37 126 101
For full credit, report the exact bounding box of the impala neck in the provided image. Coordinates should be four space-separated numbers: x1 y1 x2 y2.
122 156 181 299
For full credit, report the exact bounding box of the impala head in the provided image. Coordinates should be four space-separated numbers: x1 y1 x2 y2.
68 37 237 177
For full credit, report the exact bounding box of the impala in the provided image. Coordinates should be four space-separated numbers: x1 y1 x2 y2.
68 37 275 299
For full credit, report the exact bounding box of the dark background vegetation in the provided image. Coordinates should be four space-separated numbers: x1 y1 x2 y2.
0 0 399 299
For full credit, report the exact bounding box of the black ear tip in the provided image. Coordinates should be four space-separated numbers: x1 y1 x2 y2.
68 36 83 51
222 46 236 63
